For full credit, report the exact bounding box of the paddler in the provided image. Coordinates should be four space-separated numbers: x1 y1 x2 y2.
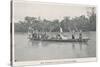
79 30 82 40
56 33 62 40
72 30 75 39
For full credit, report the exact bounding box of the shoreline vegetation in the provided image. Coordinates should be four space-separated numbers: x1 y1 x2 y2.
14 31 96 34
14 7 96 33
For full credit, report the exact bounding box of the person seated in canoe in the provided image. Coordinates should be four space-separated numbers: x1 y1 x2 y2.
79 30 82 40
32 30 39 39
43 32 49 40
40 32 44 40
32 32 37 39
72 34 75 39
41 32 49 40
56 33 62 40
72 30 75 39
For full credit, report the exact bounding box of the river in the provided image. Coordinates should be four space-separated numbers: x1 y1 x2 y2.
14 32 96 62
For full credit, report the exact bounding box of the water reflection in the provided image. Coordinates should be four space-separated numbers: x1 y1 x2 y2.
27 40 89 58
28 40 88 50
28 40 50 48
72 42 88 50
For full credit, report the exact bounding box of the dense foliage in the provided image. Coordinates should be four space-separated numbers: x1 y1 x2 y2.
14 8 96 32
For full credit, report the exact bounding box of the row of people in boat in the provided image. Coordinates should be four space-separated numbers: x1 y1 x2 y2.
28 31 82 40
32 32 49 40
72 30 82 40
28 32 61 40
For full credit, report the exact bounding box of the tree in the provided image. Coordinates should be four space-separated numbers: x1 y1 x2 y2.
87 7 96 31
60 17 70 32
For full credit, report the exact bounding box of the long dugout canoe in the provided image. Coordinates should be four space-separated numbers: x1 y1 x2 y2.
29 38 90 42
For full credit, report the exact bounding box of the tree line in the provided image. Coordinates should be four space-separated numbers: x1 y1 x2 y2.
14 7 96 33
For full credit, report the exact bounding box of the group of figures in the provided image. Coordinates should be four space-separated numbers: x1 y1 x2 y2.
72 30 82 40
28 31 62 40
28 29 83 40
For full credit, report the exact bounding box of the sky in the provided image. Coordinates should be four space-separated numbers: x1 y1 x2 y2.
13 1 93 22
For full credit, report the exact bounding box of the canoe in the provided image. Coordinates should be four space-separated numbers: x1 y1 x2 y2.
29 38 89 42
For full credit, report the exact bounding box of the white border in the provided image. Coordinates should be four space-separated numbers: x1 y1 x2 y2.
11 0 97 67
13 0 96 7
13 58 96 67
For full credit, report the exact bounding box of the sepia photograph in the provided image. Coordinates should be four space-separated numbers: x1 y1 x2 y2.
11 0 96 66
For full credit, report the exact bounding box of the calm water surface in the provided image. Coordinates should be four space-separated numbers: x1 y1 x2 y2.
14 32 96 61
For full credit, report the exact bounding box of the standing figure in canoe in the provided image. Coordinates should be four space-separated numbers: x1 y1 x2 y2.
72 30 75 39
79 30 82 40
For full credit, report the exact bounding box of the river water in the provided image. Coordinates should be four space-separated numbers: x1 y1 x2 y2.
14 32 96 62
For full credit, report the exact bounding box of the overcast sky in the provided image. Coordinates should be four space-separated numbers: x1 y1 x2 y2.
13 1 93 22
